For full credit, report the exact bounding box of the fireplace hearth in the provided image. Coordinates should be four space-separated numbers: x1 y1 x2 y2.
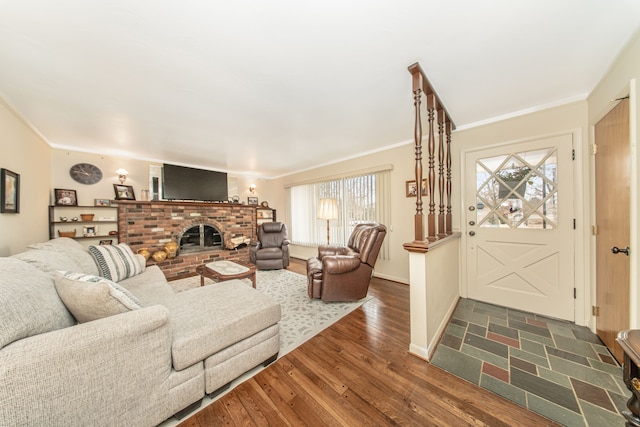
179 224 223 254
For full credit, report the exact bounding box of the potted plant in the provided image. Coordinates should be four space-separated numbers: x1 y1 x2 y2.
497 167 532 198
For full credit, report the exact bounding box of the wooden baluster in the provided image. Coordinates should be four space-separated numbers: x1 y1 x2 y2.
446 121 453 235
412 80 424 242
437 110 446 238
426 93 436 241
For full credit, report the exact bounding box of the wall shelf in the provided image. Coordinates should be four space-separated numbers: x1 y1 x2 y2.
49 205 119 245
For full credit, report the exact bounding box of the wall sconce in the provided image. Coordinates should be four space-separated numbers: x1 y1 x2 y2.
116 168 128 184
249 184 256 194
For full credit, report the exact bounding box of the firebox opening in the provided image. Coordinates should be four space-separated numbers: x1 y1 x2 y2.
179 224 223 254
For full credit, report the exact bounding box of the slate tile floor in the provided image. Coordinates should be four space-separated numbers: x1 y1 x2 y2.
431 298 631 426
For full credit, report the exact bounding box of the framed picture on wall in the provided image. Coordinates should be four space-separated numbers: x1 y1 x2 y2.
1 168 20 213
54 188 78 206
405 179 428 197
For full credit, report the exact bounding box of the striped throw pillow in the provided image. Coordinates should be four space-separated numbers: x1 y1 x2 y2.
88 243 144 282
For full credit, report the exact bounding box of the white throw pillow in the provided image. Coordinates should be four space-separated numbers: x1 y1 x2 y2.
88 243 145 282
54 271 143 323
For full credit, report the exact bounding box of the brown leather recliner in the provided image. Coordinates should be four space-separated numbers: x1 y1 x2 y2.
306 222 387 301
250 222 290 270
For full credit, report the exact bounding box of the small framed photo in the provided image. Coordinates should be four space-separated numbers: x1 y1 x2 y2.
248 196 258 205
94 198 111 207
55 188 78 206
83 225 97 237
405 179 428 198
99 239 113 245
1 168 20 213
113 184 135 200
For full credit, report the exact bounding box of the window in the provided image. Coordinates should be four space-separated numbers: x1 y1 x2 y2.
287 169 390 258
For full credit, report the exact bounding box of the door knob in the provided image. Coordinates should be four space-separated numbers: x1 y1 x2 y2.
469 221 476 226
468 206 475 211
611 246 630 256
469 231 476 236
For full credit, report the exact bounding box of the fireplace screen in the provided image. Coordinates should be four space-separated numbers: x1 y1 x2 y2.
179 224 223 253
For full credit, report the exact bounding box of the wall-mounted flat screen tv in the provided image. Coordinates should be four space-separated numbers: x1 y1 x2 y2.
162 164 228 202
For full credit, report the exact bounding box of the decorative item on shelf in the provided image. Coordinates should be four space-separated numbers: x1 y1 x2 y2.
261 201 269 207
232 195 239 203
113 184 135 200
99 239 113 245
248 196 258 205
71 217 79 222
54 188 78 206
108 230 118 236
59 216 68 222
80 214 94 221
58 230 76 238
140 189 150 201
116 168 128 184
164 241 178 259
137 248 151 261
94 198 111 207
151 250 167 262
83 225 97 237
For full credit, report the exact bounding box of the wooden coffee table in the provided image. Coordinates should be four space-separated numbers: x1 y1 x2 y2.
195 260 256 288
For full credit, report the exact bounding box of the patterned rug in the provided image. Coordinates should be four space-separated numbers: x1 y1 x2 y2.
169 268 371 356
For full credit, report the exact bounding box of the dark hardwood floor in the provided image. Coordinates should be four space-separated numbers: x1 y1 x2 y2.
178 259 559 426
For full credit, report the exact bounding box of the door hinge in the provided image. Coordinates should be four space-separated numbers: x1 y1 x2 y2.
574 288 577 299
592 144 598 155
592 306 600 316
572 149 575 160
592 225 599 235
573 219 576 229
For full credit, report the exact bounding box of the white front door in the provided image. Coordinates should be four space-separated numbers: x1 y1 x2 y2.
464 134 575 320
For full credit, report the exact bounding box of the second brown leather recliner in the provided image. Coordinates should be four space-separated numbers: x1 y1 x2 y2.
306 222 386 302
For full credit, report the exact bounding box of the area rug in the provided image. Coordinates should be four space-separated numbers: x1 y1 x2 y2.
168 268 372 357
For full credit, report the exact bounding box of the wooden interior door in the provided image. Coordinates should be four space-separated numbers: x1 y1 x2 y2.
595 98 630 363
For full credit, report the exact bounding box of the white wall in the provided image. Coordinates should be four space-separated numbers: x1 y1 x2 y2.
0 99 51 255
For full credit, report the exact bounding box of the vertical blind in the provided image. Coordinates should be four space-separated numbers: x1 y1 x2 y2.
286 170 390 259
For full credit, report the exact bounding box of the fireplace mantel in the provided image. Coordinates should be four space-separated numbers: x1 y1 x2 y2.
117 200 257 280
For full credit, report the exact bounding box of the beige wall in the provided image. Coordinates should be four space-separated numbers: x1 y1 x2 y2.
262 144 417 284
0 99 52 255
587 28 640 328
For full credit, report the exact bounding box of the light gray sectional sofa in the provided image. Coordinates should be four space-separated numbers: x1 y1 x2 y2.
0 238 281 426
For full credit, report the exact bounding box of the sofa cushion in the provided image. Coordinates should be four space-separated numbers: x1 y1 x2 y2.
54 271 143 323
88 243 145 282
27 237 100 276
163 280 281 370
0 258 75 350
119 265 175 306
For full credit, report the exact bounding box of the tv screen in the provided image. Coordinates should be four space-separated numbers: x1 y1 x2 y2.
162 164 228 202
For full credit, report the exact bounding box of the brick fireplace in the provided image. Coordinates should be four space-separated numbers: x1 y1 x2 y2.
117 201 256 280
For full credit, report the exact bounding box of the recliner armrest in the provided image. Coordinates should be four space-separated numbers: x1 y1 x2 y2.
322 255 361 274
318 245 348 259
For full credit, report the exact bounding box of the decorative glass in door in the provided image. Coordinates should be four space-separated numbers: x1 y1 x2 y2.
475 148 558 229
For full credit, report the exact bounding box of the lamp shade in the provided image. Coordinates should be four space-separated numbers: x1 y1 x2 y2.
317 198 338 220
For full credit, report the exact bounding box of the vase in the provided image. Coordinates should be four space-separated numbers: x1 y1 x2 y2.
164 241 178 259
137 248 151 261
151 250 167 262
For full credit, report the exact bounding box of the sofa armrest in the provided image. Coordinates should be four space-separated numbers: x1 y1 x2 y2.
0 305 175 426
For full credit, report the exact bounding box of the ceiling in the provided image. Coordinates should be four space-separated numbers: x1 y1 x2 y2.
1 1 639 178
